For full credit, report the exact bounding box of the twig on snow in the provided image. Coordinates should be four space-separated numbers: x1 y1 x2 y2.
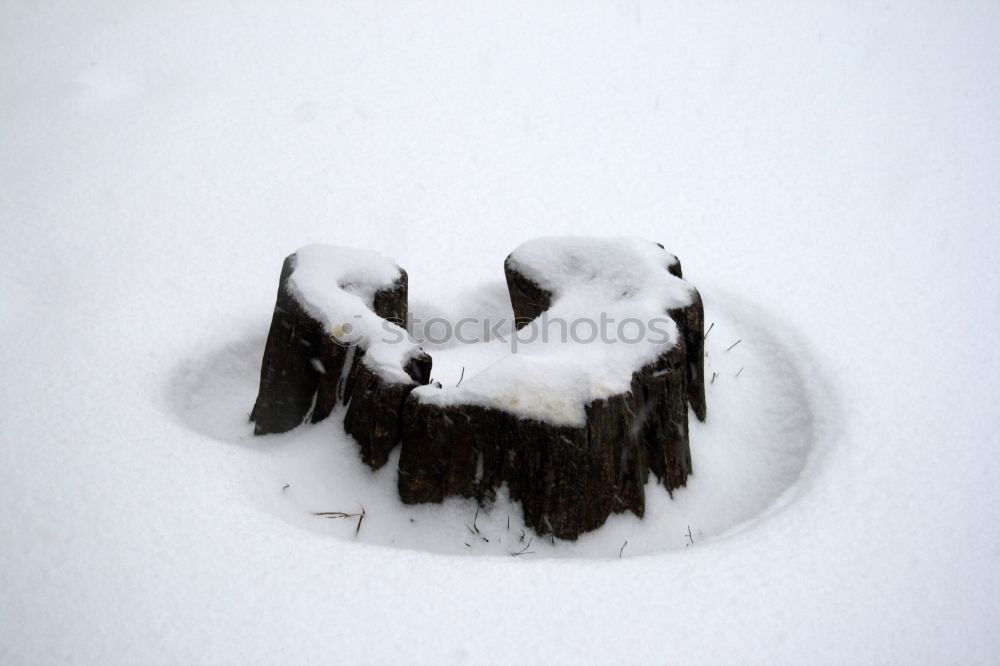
512 537 534 556
311 506 366 537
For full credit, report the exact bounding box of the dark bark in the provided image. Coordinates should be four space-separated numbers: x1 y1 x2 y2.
504 255 552 329
372 270 408 326
250 254 328 435
343 349 431 469
397 259 704 539
657 247 706 421
251 254 422 438
397 348 691 539
638 342 692 490
669 288 707 422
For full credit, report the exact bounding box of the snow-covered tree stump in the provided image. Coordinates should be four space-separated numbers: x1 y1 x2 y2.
251 239 705 540
398 238 705 539
251 246 431 468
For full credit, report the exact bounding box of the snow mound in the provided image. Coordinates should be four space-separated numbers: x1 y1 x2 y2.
413 236 698 426
287 244 421 384
505 236 691 311
289 244 401 321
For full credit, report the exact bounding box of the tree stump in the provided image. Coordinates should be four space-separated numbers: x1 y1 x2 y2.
251 246 431 469
398 238 705 539
343 349 431 469
251 239 705 540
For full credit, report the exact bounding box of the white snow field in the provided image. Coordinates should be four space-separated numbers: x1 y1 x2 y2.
2 1 998 664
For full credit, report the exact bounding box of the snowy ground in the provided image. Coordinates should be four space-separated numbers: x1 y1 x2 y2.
176 290 817 558
2 1 999 664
